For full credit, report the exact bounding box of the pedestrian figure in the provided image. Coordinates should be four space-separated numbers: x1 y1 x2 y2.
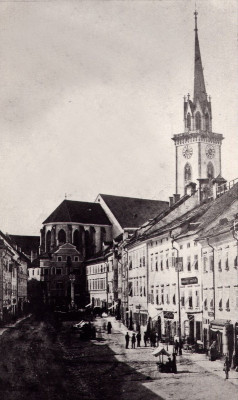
174 340 179 355
136 332 141 347
166 357 173 373
144 332 148 347
224 355 230 380
150 332 156 347
125 332 130 349
178 339 183 355
131 333 136 349
107 321 112 334
155 332 159 347
172 353 177 373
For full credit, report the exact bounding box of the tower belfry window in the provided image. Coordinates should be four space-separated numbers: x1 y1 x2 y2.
184 163 192 184
187 113 191 129
205 113 209 131
195 112 201 130
207 162 214 179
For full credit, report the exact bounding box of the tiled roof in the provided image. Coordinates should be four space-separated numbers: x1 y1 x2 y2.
9 235 40 254
197 183 238 232
99 194 169 229
133 182 238 242
43 200 111 225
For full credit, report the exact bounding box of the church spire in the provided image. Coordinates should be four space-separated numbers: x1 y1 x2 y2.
193 11 207 106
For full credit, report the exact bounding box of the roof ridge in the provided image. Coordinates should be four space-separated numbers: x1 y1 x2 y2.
99 193 168 202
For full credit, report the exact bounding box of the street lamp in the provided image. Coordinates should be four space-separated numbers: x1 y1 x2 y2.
69 274 76 309
138 304 141 333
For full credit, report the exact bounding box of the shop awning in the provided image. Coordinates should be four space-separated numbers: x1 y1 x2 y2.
210 319 231 327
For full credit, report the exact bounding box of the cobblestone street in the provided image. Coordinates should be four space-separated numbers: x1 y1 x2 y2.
0 315 237 400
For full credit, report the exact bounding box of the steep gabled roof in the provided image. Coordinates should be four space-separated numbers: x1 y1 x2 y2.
98 194 169 229
43 200 111 226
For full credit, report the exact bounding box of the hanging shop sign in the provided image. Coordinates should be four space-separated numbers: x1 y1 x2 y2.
181 277 198 285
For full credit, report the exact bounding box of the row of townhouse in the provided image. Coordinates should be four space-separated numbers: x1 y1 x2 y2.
0 231 29 323
116 181 238 364
85 249 114 311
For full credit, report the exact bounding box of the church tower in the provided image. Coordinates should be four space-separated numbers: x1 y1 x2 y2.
173 11 224 197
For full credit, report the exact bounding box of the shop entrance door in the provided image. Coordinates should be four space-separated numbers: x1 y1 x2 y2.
189 318 194 343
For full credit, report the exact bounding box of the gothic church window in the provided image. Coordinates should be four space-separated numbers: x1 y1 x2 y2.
205 113 209 131
195 112 201 130
58 229 66 245
73 230 80 250
46 230 51 253
187 113 191 129
184 163 192 184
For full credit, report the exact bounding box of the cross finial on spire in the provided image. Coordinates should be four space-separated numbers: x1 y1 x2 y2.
194 9 198 31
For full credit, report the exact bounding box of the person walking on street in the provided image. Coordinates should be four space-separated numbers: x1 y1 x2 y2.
136 332 141 347
172 353 177 373
125 332 130 349
144 332 148 347
107 321 112 334
178 339 183 355
174 340 179 355
131 333 136 349
224 355 230 380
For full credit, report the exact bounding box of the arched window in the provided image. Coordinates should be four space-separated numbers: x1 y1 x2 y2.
51 228 56 249
58 229 66 245
85 230 90 258
73 230 80 250
207 162 214 179
184 163 192 184
187 113 191 129
205 113 209 131
46 230 51 253
195 112 201 130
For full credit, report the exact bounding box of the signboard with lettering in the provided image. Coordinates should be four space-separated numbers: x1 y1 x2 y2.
164 311 174 319
181 277 198 285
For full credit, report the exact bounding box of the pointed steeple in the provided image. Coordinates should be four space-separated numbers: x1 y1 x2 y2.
193 11 207 106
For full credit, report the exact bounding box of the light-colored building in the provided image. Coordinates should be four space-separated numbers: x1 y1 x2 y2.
0 231 28 323
198 202 238 361
86 249 114 311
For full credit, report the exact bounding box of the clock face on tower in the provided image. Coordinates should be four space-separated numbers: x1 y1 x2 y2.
182 145 193 159
206 145 215 159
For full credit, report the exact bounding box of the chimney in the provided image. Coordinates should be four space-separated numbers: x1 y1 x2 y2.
173 194 181 203
169 197 174 207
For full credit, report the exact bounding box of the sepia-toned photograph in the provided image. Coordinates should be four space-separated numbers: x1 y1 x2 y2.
0 1 237 399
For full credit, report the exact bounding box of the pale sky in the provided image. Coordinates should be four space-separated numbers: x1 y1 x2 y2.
0 0 237 235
